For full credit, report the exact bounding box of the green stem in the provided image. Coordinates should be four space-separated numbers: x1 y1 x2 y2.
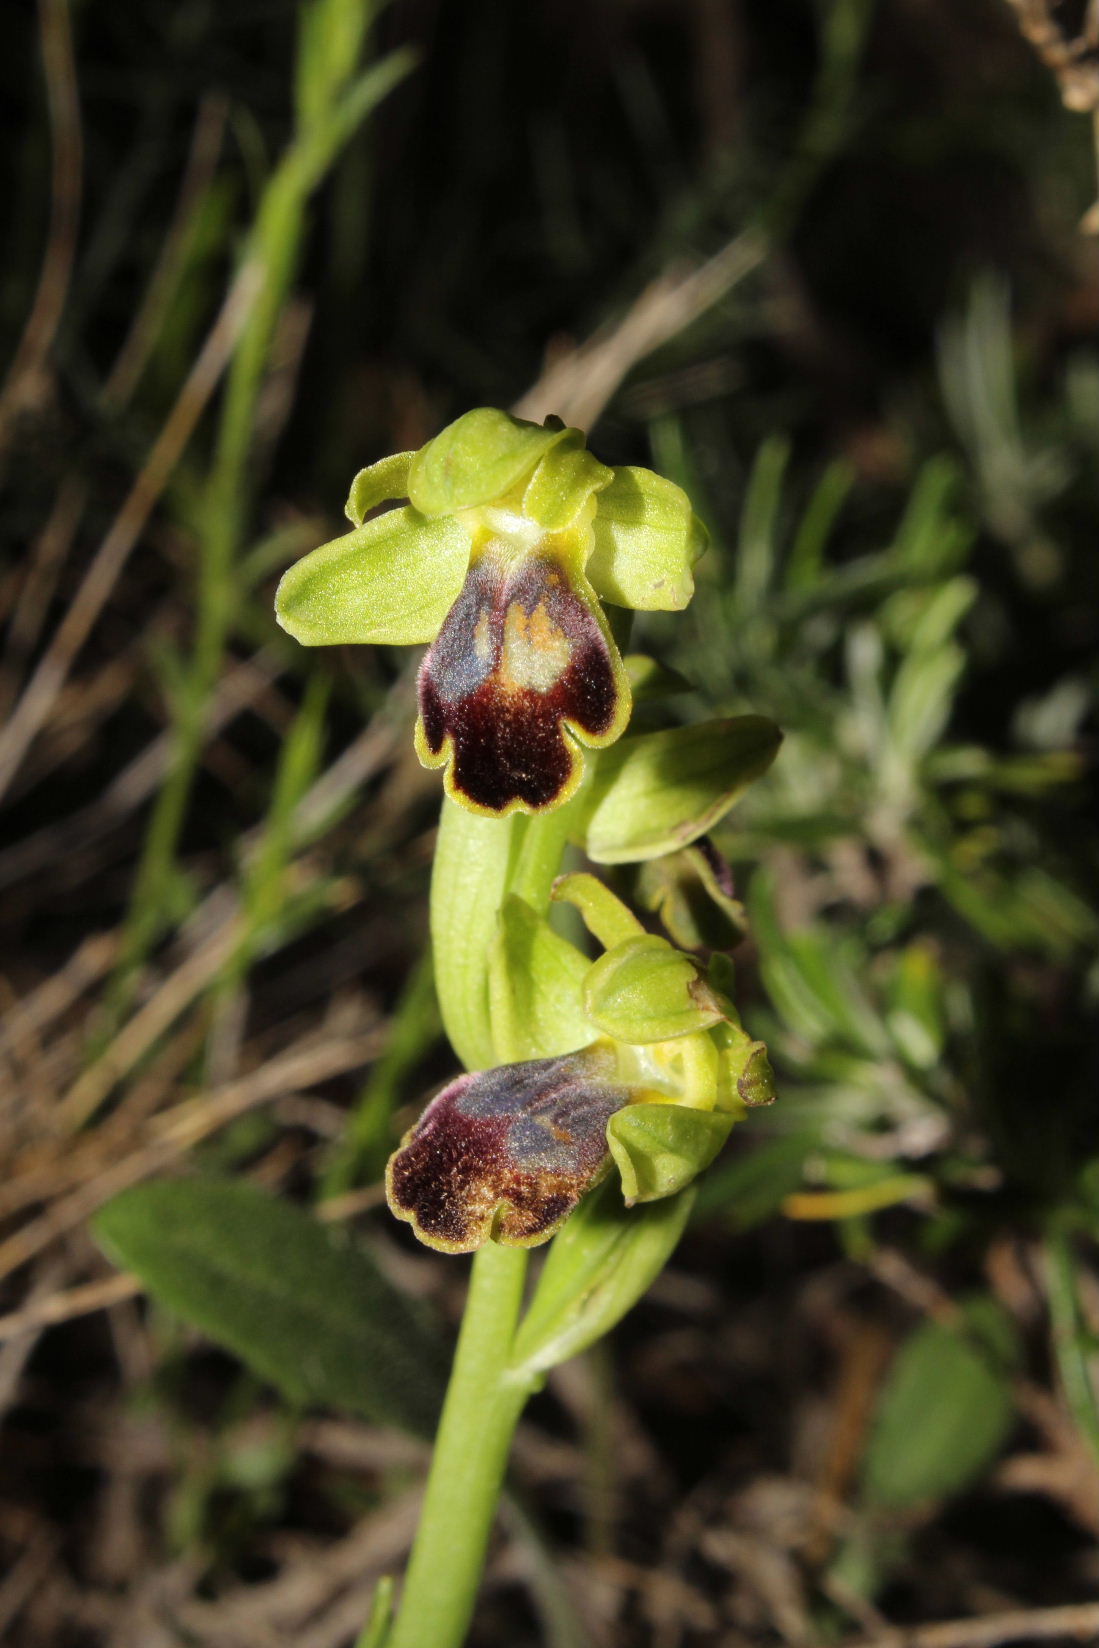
387 1241 536 1648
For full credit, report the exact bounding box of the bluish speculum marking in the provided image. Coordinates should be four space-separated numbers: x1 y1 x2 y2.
416 538 624 814
385 1048 629 1251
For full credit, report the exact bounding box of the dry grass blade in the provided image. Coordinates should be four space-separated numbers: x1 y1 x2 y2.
0 1272 141 1344
841 1599 1099 1648
0 1030 384 1282
513 229 766 431
0 651 284 890
1004 0 1099 111
0 0 81 454
101 91 230 411
0 256 261 801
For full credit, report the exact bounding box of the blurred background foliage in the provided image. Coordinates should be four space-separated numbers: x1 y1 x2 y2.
0 1 1096 1645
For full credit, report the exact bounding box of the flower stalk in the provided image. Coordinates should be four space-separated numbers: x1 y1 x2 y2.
385 1241 535 1648
274 408 783 1644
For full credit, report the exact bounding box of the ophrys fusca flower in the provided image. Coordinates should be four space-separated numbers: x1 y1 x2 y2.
275 408 706 816
385 873 774 1253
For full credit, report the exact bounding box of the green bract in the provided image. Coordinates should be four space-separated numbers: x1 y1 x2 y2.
275 408 707 817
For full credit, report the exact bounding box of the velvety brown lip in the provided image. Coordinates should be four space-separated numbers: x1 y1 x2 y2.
417 549 623 814
386 1051 627 1251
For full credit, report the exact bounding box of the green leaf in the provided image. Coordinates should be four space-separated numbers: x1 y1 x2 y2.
358 1576 396 1648
488 895 596 1062
887 641 966 761
587 466 707 611
735 434 790 612
407 408 568 516
294 0 371 130
888 454 971 576
508 1176 694 1377
690 1131 818 1228
275 507 472 646
579 716 782 864
583 935 726 1043
785 457 854 592
748 872 890 1057
608 1104 732 1203
860 1296 1020 1510
522 430 613 531
93 1178 445 1435
344 451 415 526
885 941 945 1070
1045 1233 1099 1461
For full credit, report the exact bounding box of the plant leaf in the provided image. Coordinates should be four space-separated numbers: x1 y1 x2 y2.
93 1178 445 1435
860 1295 1020 1510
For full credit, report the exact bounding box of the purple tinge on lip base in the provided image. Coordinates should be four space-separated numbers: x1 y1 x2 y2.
417 549 622 814
386 1049 628 1251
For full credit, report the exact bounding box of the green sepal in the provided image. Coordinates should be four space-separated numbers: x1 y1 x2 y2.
551 871 644 951
587 466 707 611
344 451 415 526
275 507 472 646
507 1174 695 1378
607 1104 733 1204
407 408 569 516
578 715 783 864
488 894 597 1062
583 934 727 1043
521 429 613 531
637 845 748 951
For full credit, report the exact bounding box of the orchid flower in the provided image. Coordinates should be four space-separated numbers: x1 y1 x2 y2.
275 408 706 815
386 872 775 1252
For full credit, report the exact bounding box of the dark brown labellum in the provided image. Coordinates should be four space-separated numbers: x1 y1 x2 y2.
416 547 626 814
386 1049 628 1251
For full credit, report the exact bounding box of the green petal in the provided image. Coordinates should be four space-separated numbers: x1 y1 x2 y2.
275 507 472 647
551 872 644 951
407 408 569 516
587 466 707 611
344 451 414 526
522 430 613 531
578 715 783 864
